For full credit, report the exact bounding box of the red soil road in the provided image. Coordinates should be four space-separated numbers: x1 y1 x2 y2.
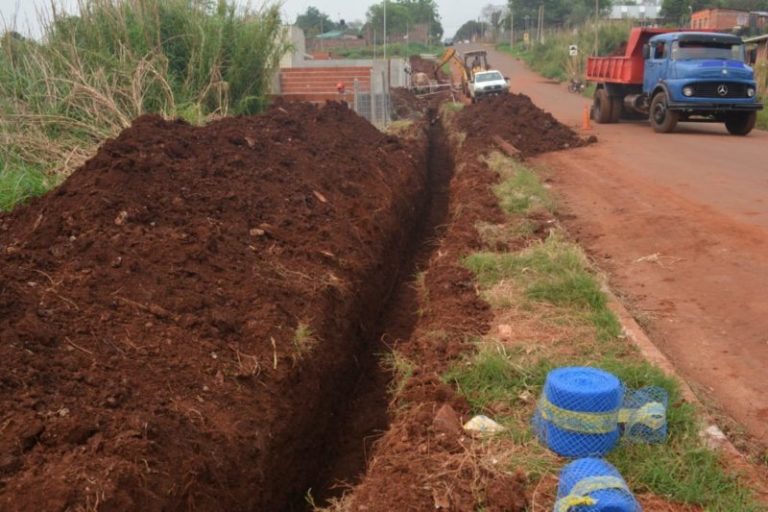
463 44 768 444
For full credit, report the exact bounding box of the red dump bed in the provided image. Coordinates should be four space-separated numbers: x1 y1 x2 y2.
586 28 678 84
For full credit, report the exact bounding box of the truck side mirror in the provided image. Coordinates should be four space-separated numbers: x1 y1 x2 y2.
642 44 650 60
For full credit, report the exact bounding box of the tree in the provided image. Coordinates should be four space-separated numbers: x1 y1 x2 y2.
506 0 612 30
366 0 444 41
454 20 487 42
295 6 337 37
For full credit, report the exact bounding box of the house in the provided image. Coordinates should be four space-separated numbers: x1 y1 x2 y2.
609 1 663 22
690 9 749 30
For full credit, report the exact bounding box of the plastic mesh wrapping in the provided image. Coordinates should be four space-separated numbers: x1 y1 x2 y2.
534 368 668 457
533 367 623 458
555 458 642 512
619 386 668 444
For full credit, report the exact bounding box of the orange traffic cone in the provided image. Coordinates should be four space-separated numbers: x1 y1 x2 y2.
582 104 592 131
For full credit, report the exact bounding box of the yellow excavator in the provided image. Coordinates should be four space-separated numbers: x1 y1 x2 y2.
434 48 490 96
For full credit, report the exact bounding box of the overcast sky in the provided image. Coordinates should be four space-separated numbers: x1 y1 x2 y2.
0 0 482 40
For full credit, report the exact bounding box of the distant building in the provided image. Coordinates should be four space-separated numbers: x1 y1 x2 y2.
690 9 749 30
609 1 663 22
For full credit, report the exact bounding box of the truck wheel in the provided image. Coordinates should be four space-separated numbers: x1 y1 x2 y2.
592 89 613 124
610 96 623 123
724 112 757 136
650 92 679 133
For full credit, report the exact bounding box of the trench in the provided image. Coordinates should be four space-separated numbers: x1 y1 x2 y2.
291 114 455 510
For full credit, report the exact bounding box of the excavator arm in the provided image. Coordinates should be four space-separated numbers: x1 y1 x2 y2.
434 48 468 83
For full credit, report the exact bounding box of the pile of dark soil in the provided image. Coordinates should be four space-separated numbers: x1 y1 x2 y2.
457 93 591 157
392 87 427 119
0 102 427 510
409 54 449 82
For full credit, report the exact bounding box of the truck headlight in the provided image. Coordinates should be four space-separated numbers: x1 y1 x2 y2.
682 86 694 97
747 87 755 97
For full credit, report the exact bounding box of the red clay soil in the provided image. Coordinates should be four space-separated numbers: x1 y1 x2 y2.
0 102 428 511
341 117 528 511
341 97 602 511
410 54 449 82
392 87 428 119
457 94 592 157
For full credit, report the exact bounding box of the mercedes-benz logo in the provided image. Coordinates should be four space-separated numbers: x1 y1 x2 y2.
717 84 729 97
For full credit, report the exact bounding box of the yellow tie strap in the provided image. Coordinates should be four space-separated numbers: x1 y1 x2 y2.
618 401 666 430
538 396 618 434
554 476 630 512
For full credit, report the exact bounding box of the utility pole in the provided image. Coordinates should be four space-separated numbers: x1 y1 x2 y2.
509 0 514 49
383 0 387 63
595 0 599 56
538 3 544 45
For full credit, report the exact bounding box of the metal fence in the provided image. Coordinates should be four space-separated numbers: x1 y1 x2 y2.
351 58 407 127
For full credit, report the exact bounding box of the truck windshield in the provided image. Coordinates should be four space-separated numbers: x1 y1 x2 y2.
672 40 745 61
476 72 503 82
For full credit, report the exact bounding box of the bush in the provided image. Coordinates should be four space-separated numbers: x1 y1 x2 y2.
0 0 289 210
499 22 633 83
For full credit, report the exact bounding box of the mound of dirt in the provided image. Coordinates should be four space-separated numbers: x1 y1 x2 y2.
410 55 448 82
392 87 427 119
457 93 590 157
0 102 427 510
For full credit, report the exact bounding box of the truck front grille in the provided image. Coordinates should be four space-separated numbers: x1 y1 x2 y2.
689 82 749 99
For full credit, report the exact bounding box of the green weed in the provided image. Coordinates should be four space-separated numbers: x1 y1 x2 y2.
0 162 59 211
464 236 620 340
486 155 554 215
381 351 415 397
292 322 317 359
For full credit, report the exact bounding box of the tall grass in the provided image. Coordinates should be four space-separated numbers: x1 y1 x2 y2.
0 0 289 210
756 61 768 130
498 22 633 82
328 42 443 59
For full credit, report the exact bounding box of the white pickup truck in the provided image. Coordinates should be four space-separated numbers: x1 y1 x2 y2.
469 70 510 103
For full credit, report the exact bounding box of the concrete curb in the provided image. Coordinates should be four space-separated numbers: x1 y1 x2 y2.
602 282 768 501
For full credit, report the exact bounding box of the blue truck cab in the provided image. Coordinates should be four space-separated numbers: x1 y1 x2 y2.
589 29 763 135
643 32 762 134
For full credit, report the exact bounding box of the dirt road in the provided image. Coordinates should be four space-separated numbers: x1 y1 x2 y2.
468 44 768 445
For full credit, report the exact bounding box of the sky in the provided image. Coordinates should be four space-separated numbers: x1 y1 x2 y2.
0 0 483 40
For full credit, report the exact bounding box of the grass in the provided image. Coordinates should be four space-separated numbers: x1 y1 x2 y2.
464 236 621 342
497 22 634 83
445 345 761 510
0 162 60 211
328 42 443 60
292 322 317 359
385 119 415 135
445 142 761 510
0 0 290 212
381 350 415 397
485 152 555 215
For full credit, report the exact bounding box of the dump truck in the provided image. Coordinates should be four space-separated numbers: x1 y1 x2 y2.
587 28 763 135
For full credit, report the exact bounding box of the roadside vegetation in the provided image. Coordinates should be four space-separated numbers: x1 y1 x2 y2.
444 147 762 510
0 0 289 211
757 62 768 129
497 22 633 83
326 42 443 59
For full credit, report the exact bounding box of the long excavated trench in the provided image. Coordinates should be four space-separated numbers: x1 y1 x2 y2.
293 114 456 510
0 103 452 511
